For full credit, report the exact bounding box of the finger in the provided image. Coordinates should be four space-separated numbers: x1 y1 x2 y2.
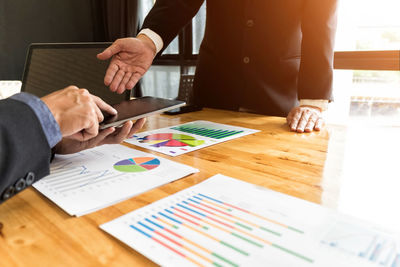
304 113 318 133
92 95 117 115
97 42 122 60
314 117 324 131
296 110 312 133
289 109 303 131
81 120 99 141
110 69 125 93
67 131 85 142
286 112 293 124
117 72 133 94
107 121 133 144
128 118 146 137
89 101 104 123
87 127 116 148
104 63 119 86
126 72 142 90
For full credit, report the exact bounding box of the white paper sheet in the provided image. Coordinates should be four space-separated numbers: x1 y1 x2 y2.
101 174 400 267
124 120 259 156
33 144 198 216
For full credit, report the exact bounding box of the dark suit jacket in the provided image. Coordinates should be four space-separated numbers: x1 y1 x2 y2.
142 0 337 116
0 98 51 204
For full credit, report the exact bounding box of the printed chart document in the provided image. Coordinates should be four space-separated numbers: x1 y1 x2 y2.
33 145 198 216
125 120 259 156
101 174 400 267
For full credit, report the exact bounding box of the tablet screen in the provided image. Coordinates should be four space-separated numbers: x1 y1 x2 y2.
100 96 185 129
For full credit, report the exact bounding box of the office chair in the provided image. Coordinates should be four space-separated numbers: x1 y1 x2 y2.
164 74 202 114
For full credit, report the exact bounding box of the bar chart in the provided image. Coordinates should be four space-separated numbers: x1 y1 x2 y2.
171 125 244 139
102 174 399 267
127 193 313 266
101 175 324 266
126 121 259 156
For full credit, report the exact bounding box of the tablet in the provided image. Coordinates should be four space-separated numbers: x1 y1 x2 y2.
100 96 186 129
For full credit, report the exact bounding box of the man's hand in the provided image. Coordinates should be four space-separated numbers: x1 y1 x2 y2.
41 86 117 141
97 36 156 94
53 118 146 154
286 106 324 133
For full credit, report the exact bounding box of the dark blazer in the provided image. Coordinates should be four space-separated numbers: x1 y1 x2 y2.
0 98 51 204
142 0 338 116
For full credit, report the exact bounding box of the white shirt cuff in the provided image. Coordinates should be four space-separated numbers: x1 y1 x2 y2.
299 99 329 111
138 28 164 54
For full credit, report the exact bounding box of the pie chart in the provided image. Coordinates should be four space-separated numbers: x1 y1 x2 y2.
113 157 160 172
139 133 205 147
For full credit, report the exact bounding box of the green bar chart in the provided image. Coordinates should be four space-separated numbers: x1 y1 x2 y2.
171 125 244 139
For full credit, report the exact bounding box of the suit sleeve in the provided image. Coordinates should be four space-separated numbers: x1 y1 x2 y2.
298 0 338 101
0 98 52 204
141 0 205 51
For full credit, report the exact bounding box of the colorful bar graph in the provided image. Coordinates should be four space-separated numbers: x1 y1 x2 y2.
125 193 314 266
169 199 313 263
144 218 239 267
130 224 204 267
102 174 400 267
197 193 304 234
187 197 281 236
157 212 253 255
171 125 244 139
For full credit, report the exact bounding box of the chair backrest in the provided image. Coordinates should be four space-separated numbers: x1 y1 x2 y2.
164 73 202 114
177 74 195 105
21 43 130 105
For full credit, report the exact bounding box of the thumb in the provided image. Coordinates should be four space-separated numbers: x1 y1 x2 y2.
97 43 122 60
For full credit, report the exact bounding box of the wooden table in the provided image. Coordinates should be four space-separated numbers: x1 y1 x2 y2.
0 108 344 266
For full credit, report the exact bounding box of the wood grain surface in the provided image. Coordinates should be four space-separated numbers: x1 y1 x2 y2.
0 108 344 267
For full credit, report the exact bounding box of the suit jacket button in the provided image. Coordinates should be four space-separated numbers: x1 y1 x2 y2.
243 57 250 64
15 178 27 192
2 186 15 201
246 19 254 27
25 172 35 186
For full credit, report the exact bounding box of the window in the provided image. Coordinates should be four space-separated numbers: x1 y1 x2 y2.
138 0 204 98
330 0 400 124
330 0 400 228
192 2 206 54
335 0 400 51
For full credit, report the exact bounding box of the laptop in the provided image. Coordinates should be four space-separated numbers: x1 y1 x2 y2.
21 43 130 105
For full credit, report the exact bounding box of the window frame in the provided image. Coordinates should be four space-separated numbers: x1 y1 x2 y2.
334 51 400 71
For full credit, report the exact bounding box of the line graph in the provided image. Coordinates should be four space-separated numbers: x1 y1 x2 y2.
321 221 400 266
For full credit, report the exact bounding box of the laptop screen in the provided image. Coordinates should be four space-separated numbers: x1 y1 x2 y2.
21 43 129 105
